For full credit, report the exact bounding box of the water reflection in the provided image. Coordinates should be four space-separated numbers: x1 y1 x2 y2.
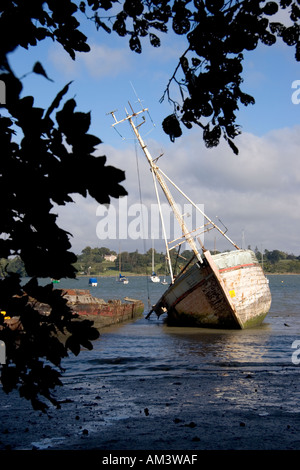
62 275 300 379
161 323 272 367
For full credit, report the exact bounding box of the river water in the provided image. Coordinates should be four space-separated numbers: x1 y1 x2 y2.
1 274 300 450
57 274 300 378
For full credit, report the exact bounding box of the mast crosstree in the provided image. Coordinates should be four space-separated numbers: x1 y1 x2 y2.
108 104 239 283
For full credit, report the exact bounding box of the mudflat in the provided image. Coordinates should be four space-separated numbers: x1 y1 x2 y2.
1 367 300 451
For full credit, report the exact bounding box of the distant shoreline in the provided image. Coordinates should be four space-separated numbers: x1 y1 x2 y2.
78 273 149 278
77 272 300 278
266 272 300 275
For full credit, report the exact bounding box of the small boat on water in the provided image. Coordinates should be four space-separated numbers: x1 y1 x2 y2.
118 245 129 284
150 272 160 283
109 103 272 329
150 245 160 283
89 277 98 287
118 273 129 284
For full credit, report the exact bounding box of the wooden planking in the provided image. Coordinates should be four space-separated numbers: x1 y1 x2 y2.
219 267 271 327
154 249 271 329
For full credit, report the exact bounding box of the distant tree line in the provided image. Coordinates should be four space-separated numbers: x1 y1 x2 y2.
74 246 194 275
2 247 300 278
254 247 300 274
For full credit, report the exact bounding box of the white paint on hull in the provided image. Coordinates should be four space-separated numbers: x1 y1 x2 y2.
153 250 271 329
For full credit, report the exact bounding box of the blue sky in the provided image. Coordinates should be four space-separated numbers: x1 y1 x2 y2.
7 10 300 256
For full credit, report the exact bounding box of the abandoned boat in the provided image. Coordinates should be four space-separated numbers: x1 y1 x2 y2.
33 289 144 329
150 249 271 329
109 104 271 329
63 289 143 328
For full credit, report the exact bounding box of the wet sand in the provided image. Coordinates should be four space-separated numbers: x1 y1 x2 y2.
1 366 300 451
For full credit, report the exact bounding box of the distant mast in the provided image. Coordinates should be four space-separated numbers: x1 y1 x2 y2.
150 240 160 283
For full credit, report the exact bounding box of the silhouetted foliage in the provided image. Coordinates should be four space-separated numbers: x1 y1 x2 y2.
0 1 126 410
79 0 300 153
1 1 299 154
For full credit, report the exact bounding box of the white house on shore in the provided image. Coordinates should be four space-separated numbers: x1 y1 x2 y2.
104 254 117 262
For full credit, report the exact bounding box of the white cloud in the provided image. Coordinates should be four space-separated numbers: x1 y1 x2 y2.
48 43 131 79
54 125 300 256
163 126 300 253
79 43 131 78
48 45 80 78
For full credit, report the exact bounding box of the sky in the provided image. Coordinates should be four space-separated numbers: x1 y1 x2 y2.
7 6 300 257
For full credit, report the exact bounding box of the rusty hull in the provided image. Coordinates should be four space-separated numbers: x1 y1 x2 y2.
63 289 144 328
29 289 144 329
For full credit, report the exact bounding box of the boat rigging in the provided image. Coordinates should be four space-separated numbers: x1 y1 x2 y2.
108 102 271 329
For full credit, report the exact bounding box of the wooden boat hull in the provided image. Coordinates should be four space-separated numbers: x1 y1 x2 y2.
32 289 144 329
63 289 144 328
152 250 271 329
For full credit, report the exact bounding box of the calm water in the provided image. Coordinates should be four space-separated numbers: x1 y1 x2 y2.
47 274 300 379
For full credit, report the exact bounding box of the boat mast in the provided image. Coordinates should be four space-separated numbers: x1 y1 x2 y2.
152 241 155 274
158 169 240 250
111 106 204 266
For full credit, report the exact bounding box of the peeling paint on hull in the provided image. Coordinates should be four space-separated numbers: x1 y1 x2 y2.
153 250 271 329
34 289 144 329
64 289 145 328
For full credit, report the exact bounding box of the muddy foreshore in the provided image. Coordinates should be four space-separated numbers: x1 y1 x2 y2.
1 362 300 451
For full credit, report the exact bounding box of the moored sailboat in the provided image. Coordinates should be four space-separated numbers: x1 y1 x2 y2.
150 242 160 283
109 103 271 329
118 245 129 284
